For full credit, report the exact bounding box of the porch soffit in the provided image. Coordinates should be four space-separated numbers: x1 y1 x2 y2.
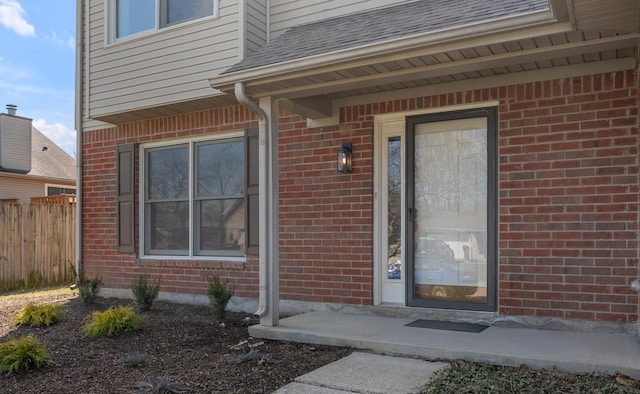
209 0 640 116
91 94 237 125
239 32 638 100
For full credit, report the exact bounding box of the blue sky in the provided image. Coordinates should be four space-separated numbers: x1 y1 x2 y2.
0 0 76 157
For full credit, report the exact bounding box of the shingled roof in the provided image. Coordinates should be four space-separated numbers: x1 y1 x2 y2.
29 127 75 182
224 0 550 74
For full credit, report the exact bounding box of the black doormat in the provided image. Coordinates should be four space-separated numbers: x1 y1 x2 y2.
405 319 488 333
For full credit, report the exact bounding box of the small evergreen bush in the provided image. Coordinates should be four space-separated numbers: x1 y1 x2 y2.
13 304 64 327
77 272 103 304
207 274 234 319
84 305 142 338
131 274 161 311
0 336 53 374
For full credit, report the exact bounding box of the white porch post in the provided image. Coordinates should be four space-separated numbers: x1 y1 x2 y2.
259 96 279 326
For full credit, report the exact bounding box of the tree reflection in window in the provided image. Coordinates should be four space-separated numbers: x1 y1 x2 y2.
146 145 189 254
414 120 487 217
196 140 244 254
387 137 402 279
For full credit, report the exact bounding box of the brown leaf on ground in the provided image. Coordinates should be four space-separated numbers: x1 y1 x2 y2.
617 373 640 389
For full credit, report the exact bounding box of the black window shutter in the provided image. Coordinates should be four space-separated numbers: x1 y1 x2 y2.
116 143 136 253
245 127 259 255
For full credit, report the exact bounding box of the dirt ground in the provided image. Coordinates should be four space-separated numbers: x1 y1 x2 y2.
0 289 351 393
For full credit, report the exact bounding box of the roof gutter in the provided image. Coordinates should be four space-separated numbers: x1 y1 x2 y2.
74 0 84 282
235 83 269 319
0 172 75 183
209 8 568 92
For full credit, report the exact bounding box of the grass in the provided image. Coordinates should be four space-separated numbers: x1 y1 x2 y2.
420 360 639 394
0 286 76 302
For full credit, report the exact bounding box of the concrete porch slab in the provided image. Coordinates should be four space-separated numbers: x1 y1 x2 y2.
249 311 640 379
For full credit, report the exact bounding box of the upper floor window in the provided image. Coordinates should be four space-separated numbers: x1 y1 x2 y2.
117 0 155 38
160 0 214 28
109 0 217 43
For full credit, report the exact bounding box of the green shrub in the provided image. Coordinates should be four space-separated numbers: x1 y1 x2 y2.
207 274 234 319
131 274 161 311
13 303 64 327
0 336 53 374
84 305 142 338
77 273 103 304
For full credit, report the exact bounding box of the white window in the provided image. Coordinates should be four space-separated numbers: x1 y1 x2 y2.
107 0 217 43
141 134 246 258
46 185 76 196
160 0 214 28
116 0 155 38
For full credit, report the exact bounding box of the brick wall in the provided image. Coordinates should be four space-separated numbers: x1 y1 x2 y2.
278 112 374 304
82 107 260 297
497 71 639 322
320 69 637 322
83 69 639 322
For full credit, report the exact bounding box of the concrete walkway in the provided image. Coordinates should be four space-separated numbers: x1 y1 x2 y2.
251 311 640 393
274 352 447 393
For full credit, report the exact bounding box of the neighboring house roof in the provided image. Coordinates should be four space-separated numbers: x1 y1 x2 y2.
3 126 77 183
29 127 75 182
224 0 550 74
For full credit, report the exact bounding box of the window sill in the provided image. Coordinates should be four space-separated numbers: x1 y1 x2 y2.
139 255 247 263
105 14 220 48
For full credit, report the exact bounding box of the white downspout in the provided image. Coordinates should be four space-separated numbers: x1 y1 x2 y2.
74 0 84 280
234 83 278 324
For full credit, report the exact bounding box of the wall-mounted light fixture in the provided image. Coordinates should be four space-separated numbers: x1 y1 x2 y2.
337 143 352 173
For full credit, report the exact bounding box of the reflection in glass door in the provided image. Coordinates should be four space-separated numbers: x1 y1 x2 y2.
378 119 405 304
386 137 402 283
406 108 496 311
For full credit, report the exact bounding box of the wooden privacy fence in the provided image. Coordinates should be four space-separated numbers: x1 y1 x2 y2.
0 202 76 291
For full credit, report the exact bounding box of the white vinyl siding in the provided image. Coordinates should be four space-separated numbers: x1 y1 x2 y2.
246 0 267 54
86 0 241 122
269 0 407 39
0 115 31 173
0 177 74 204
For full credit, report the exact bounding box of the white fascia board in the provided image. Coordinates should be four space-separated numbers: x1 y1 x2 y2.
209 8 566 92
0 172 75 184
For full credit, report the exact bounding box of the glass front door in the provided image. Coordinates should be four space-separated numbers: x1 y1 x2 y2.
406 108 496 311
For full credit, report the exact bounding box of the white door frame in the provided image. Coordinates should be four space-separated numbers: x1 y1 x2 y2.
373 102 499 306
373 116 406 305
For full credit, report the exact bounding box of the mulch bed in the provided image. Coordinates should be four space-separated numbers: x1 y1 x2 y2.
0 293 351 393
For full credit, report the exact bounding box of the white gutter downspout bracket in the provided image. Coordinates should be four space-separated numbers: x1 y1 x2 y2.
234 83 279 327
